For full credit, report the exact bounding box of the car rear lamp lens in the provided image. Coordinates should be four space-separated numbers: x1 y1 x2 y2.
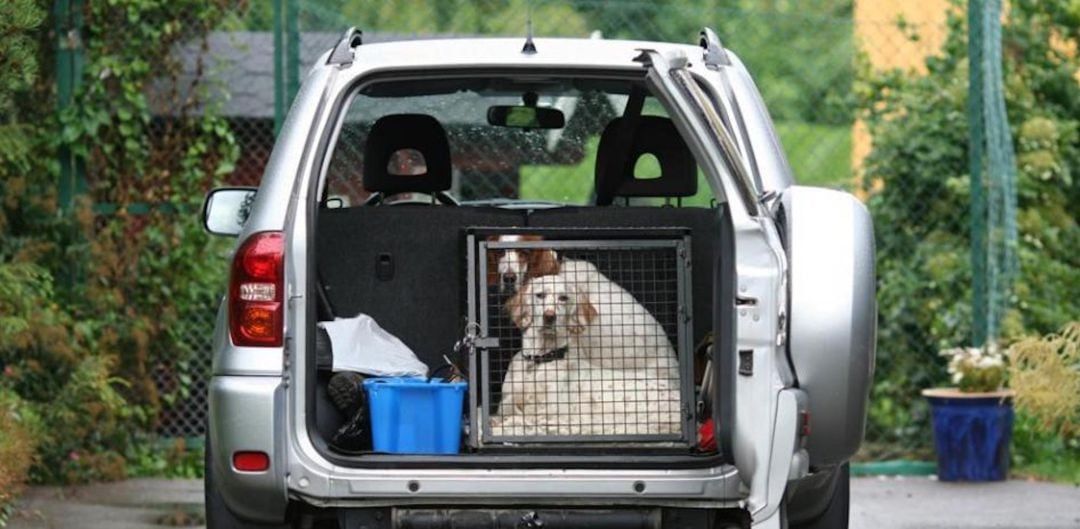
240 236 285 280
237 304 281 343
232 451 270 472
239 282 276 302
229 231 285 347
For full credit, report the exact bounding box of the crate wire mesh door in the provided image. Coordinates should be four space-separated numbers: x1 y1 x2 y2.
471 233 694 446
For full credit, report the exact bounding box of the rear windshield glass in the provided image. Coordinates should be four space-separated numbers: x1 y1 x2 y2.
322 76 714 207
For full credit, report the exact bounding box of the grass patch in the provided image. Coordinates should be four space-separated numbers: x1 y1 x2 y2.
1014 457 1080 484
1011 412 1080 484
519 136 600 204
520 121 854 203
774 121 852 189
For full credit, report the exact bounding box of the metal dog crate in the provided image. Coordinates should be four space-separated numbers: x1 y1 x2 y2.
466 228 695 447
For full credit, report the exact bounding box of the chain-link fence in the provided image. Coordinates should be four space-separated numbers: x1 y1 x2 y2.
156 0 984 461
154 304 218 438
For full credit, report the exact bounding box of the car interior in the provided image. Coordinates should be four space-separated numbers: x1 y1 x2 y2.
309 75 733 460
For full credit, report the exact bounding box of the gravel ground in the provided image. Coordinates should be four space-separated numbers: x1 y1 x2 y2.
7 476 1080 529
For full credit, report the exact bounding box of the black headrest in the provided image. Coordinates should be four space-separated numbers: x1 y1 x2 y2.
594 116 697 205
363 114 452 194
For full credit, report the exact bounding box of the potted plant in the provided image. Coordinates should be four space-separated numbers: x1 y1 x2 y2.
922 344 1012 481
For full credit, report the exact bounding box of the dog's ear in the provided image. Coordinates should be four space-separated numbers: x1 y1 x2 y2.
570 286 597 334
505 281 532 330
526 248 560 278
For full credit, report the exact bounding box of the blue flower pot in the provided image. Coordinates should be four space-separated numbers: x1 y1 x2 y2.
923 389 1013 482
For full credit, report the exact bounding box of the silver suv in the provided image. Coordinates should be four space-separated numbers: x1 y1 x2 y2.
202 28 875 529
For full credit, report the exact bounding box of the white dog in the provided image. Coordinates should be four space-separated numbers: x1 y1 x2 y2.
489 235 679 379
492 274 681 437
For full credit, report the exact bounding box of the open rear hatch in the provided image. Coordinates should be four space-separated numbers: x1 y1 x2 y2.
303 74 735 468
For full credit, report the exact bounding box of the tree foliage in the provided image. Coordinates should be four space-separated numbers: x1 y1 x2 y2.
242 0 853 125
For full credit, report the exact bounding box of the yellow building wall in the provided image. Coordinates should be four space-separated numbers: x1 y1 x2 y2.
853 0 951 191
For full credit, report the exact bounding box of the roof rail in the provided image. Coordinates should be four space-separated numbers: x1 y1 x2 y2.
699 27 730 68
327 27 363 66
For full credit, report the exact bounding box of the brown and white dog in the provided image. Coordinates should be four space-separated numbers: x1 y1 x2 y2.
485 234 559 293
493 274 681 437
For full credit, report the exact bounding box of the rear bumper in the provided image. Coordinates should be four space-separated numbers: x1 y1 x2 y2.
335 507 749 529
285 457 743 509
208 375 288 523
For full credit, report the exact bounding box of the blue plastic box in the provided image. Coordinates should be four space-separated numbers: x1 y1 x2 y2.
362 377 467 454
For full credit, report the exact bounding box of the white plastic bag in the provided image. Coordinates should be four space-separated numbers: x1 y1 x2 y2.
319 314 428 377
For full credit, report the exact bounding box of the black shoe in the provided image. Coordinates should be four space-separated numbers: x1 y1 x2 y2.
327 371 366 414
331 404 370 453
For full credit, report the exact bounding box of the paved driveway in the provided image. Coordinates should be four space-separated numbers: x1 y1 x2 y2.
7 479 204 529
7 476 1080 529
851 476 1080 529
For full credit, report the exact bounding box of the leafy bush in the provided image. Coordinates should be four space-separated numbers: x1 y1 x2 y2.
856 1 1080 455
0 0 123 496
0 262 137 483
0 0 237 487
126 437 205 480
31 355 134 484
0 389 40 526
1009 323 1080 438
1009 322 1080 483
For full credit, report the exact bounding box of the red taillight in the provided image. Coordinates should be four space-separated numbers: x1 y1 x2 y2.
229 231 284 347
698 418 717 452
232 451 270 472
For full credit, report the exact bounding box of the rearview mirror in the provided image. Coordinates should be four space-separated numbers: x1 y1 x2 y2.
203 187 256 236
487 105 565 129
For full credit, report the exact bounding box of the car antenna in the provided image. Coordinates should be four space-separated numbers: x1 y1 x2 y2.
521 0 537 54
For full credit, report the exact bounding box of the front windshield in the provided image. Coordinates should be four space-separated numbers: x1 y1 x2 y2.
323 75 715 207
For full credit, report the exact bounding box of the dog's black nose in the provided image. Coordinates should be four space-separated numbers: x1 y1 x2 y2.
542 312 556 326
501 272 517 285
